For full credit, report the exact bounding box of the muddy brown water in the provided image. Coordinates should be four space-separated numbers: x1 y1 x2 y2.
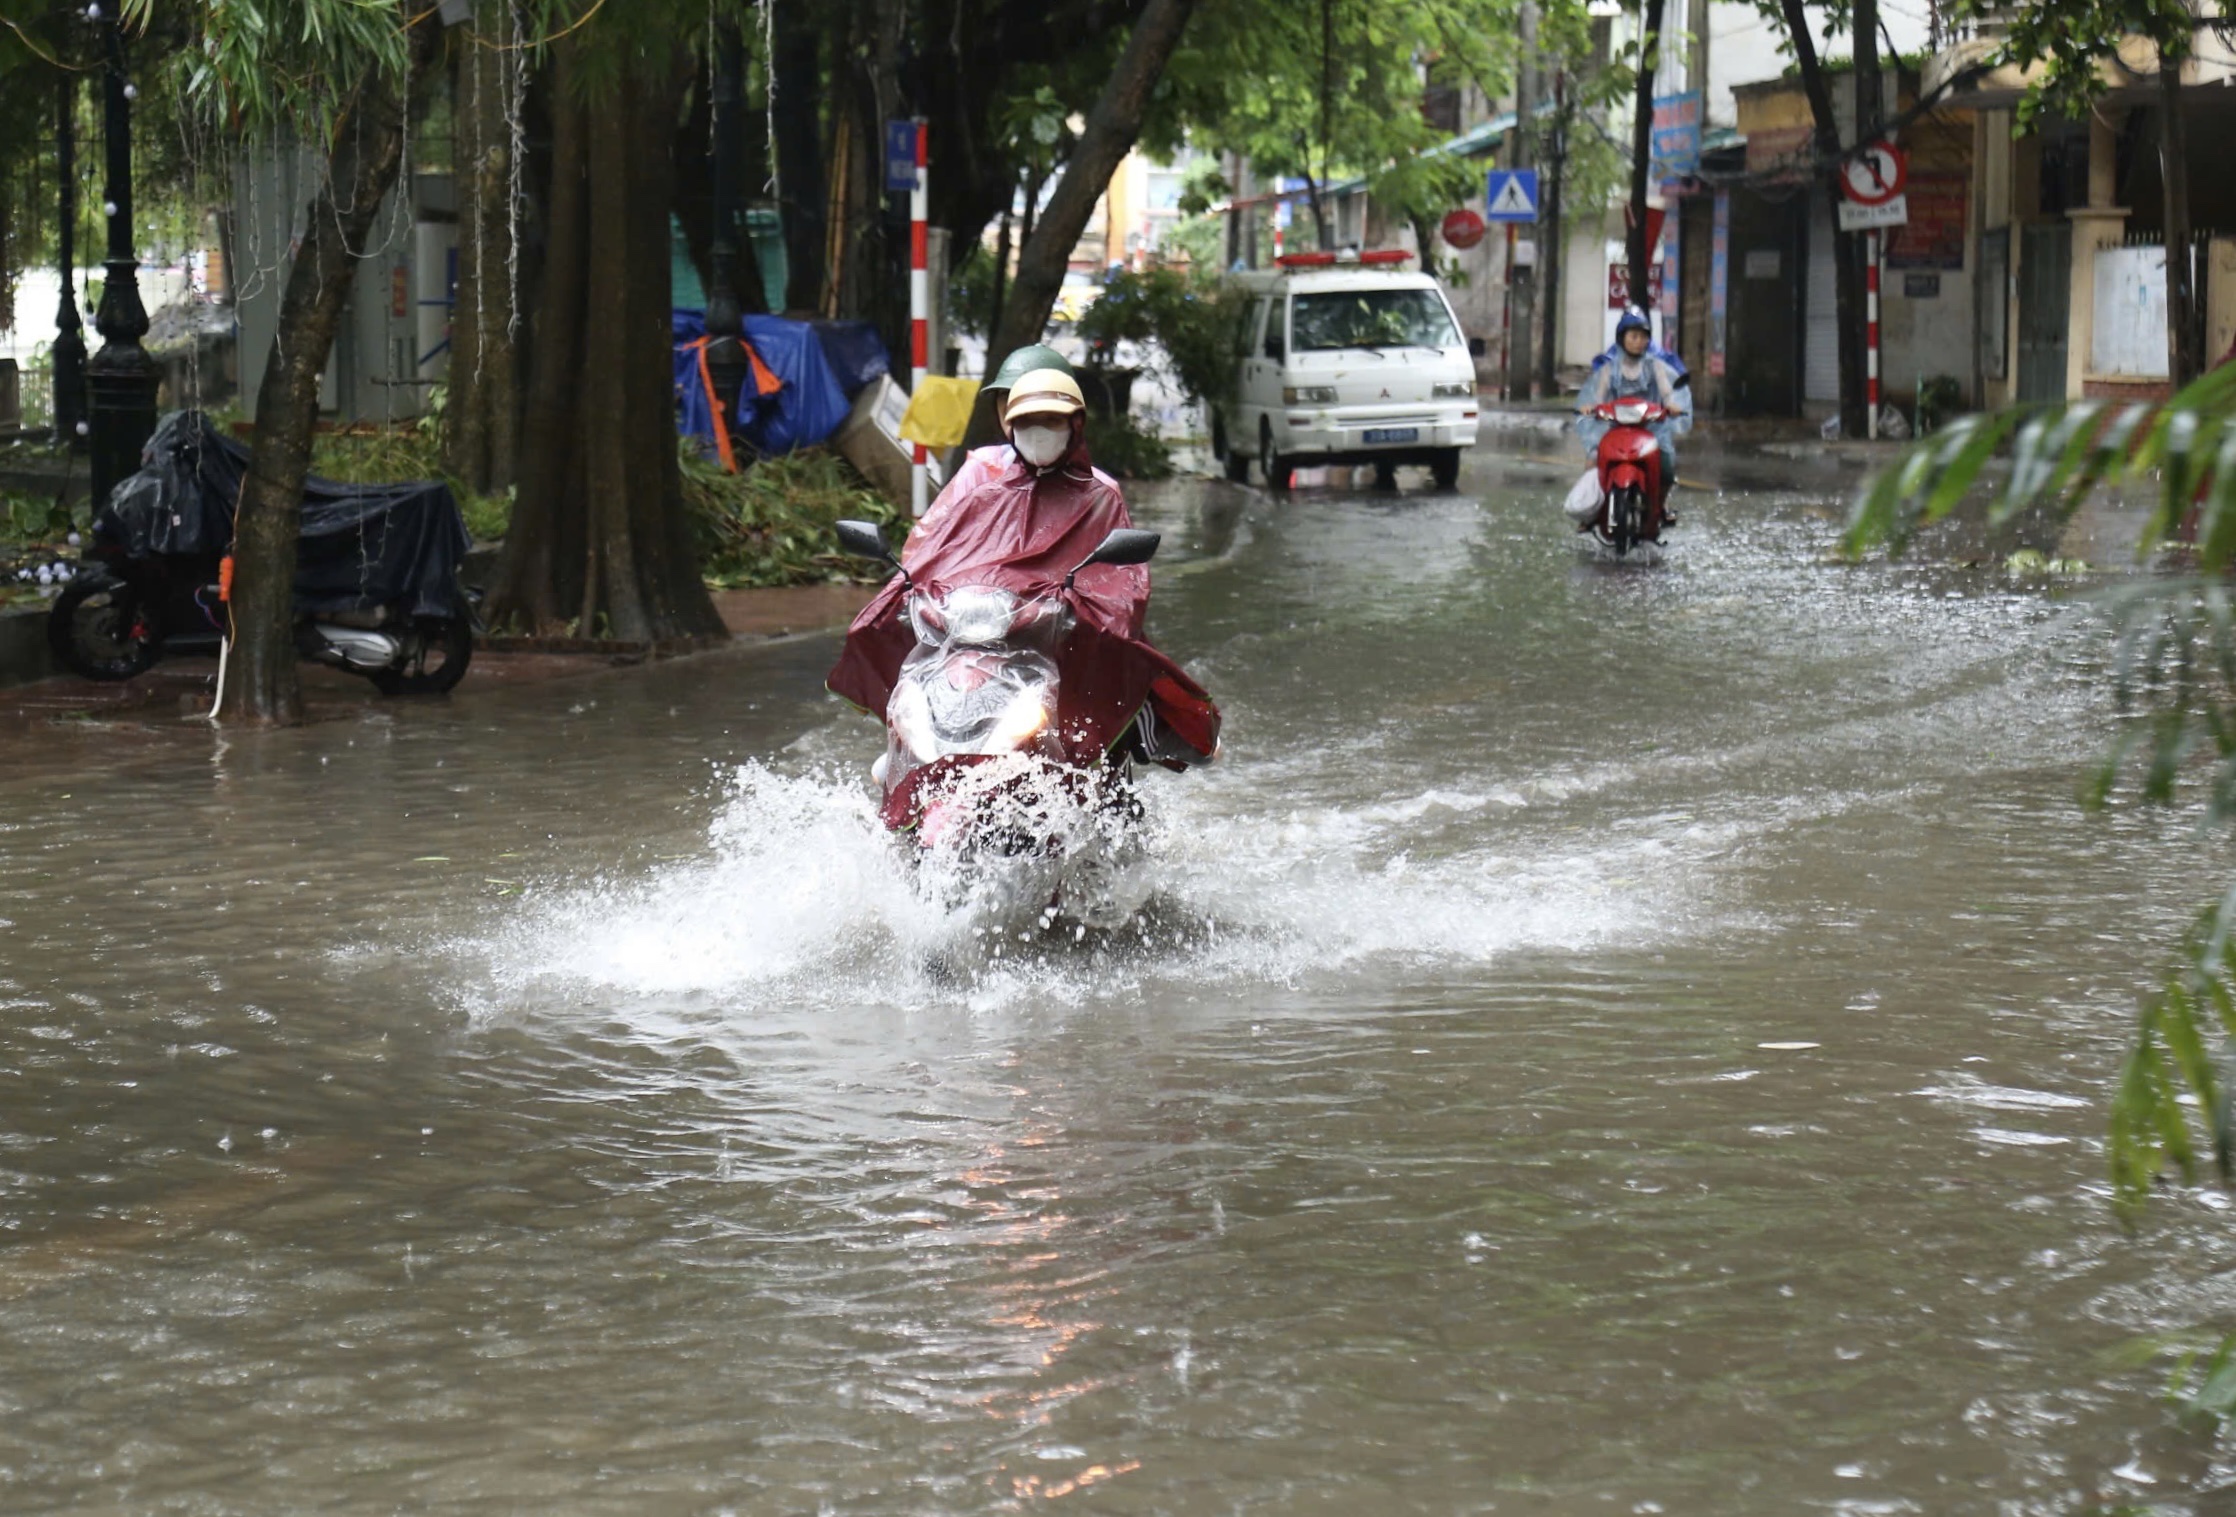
3 445 2232 1513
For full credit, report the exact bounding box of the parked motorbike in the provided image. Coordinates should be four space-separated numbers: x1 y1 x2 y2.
1585 398 1674 556
47 412 475 694
834 519 1165 857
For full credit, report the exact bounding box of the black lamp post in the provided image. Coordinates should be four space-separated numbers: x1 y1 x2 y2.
83 8 158 509
701 21 750 437
51 72 87 447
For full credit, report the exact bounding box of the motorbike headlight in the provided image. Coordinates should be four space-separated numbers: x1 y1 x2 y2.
890 679 939 762
940 586 1019 646
1432 381 1475 399
1282 386 1338 405
984 687 1054 753
1614 401 1649 424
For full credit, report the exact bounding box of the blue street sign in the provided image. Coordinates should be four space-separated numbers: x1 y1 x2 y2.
1485 169 1539 223
884 120 919 194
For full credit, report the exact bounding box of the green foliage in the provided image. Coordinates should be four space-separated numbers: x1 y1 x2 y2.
2 487 72 544
682 446 910 590
947 242 997 341
1153 0 1533 229
1916 374 1967 435
1074 267 1252 407
1988 0 2200 127
1087 410 1174 480
307 421 513 542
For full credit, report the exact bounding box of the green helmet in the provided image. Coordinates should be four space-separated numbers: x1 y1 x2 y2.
987 343 1074 393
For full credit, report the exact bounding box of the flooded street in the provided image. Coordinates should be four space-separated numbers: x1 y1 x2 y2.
5 440 2234 1513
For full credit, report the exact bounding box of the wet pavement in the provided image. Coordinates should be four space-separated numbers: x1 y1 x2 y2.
3 437 2232 1513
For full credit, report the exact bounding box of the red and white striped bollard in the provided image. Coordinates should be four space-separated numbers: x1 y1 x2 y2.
909 119 929 516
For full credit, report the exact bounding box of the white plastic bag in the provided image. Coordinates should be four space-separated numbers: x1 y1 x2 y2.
1563 467 1603 524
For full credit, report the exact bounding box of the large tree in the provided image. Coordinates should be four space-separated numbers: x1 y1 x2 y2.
486 35 726 643
443 0 522 497
125 0 447 724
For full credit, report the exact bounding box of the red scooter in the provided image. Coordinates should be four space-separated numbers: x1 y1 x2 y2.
1586 399 1674 556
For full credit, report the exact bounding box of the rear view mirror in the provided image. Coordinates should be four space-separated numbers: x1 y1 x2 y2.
1065 528 1160 588
834 520 894 563
1085 528 1160 567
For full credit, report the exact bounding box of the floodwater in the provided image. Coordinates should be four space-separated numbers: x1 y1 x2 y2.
4 441 2234 1514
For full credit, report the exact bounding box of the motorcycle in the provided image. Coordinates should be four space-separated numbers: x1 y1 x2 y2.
1584 398 1674 557
834 518 1166 861
47 412 475 694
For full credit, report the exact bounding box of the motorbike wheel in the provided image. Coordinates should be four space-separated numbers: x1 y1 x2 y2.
1610 488 1639 557
47 579 161 681
371 615 472 695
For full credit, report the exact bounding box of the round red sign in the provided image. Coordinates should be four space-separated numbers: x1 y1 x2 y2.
1440 208 1487 251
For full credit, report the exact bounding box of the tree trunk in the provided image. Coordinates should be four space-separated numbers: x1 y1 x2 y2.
443 0 520 498
486 44 726 645
221 9 441 725
772 0 829 314
1625 0 1665 309
2160 55 2199 387
1773 0 1864 436
968 0 1203 445
989 205 1011 341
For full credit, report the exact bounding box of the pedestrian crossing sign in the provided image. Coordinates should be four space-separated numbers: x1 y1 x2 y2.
1485 170 1539 224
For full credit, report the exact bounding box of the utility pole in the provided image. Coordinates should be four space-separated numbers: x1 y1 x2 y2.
1535 70 1565 398
703 20 749 440
1504 0 1537 401
83 9 158 511
51 73 86 447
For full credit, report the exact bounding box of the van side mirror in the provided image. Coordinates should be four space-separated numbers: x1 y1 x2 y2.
1468 336 1487 357
1263 333 1285 360
1065 528 1159 588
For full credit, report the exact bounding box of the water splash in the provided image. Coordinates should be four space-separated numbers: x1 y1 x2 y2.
461 755 1711 1018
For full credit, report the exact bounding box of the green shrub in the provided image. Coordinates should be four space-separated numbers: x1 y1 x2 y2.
1088 411 1174 480
682 445 912 589
1077 268 1253 408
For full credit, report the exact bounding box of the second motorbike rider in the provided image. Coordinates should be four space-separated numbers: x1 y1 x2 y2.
828 367 1219 778
1572 307 1692 525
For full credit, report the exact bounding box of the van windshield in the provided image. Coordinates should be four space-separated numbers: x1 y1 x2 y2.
1289 289 1460 352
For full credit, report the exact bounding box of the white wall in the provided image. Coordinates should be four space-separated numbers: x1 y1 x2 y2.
1704 1 1933 127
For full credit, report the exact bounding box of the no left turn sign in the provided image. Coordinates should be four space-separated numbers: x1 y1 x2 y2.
1841 142 1908 206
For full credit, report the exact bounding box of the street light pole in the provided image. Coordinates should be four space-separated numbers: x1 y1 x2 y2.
83 8 159 509
52 71 87 447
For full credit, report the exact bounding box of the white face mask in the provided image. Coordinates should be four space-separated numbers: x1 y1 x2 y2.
1012 422 1070 468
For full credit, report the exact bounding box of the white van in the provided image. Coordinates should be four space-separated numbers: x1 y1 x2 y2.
1210 250 1479 490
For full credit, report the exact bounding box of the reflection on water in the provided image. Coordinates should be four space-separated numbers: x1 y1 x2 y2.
3 448 2233 1512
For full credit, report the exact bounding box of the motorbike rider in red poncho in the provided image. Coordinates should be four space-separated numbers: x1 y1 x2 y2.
827 368 1221 773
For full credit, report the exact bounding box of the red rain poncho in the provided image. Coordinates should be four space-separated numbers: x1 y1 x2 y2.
827 432 1220 765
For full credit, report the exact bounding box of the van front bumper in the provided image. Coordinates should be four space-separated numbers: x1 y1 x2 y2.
1275 412 1479 461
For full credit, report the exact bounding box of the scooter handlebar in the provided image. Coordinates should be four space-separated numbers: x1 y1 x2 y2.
1590 401 1669 423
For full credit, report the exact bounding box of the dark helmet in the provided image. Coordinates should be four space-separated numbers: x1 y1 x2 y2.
988 343 1075 393
1615 306 1651 338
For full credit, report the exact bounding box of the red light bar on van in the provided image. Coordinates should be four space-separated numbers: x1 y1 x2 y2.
1274 249 1415 270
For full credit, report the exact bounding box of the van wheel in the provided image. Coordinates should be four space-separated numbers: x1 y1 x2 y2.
1259 421 1294 493
1429 448 1462 490
1372 462 1398 490
1215 414 1250 481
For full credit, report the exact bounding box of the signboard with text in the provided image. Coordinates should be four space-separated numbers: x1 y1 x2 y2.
1650 91 1703 181
883 120 920 194
1884 174 1967 270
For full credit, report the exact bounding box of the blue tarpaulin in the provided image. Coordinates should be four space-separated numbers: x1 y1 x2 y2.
673 310 863 461
808 321 891 400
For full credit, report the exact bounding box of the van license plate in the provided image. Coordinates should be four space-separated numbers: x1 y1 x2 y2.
1363 427 1418 444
